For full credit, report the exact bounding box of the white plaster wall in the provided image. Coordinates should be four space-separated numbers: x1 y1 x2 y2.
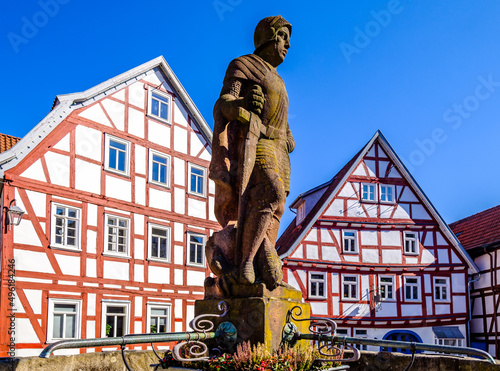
332 297 339 315
174 188 185 214
400 304 422 317
14 219 42 247
424 275 431 294
188 198 205 218
426 296 433 315
361 275 370 299
173 126 188 154
320 229 334 244
305 229 317 242
411 204 431 220
337 182 357 198
364 160 376 177
45 152 70 187
393 204 410 219
208 196 216 221
400 187 418 202
128 107 145 138
134 297 143 318
344 255 359 262
135 145 146 175
352 164 367 176
377 302 397 317
105 175 131 202
424 232 434 246
134 239 144 260
129 82 145 109
472 297 482 316
310 302 328 315
362 249 379 263
405 257 418 264
54 254 81 276
101 99 125 130
360 230 377 246
86 258 97 278
17 318 40 343
135 177 146 205
186 271 206 286
346 200 365 218
286 270 301 291
103 260 129 280
291 246 303 259
87 293 96 316
421 249 435 264
435 232 447 245
134 214 145 235
87 230 97 253
379 205 394 219
453 296 467 313
435 304 450 315
174 101 189 127
20 159 46 181
87 203 98 227
451 251 461 264
149 266 170 284
14 250 54 274
331 273 339 293
149 120 171 148
24 289 42 314
437 249 449 264
365 204 378 218
134 264 144 282
306 244 318 260
174 247 184 267
382 250 402 264
53 133 70 151
296 270 307 288
324 199 344 217
378 160 389 177
452 273 466 293
342 303 370 317
174 223 184 242
190 132 205 157
322 245 339 261
380 231 400 246
75 159 101 194
174 269 183 285
75 125 102 162
79 104 112 127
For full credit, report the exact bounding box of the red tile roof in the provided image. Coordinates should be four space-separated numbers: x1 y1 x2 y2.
0 133 20 153
449 204 500 251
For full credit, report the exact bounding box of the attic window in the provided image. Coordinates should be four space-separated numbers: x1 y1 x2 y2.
296 201 306 225
361 183 376 202
148 89 171 123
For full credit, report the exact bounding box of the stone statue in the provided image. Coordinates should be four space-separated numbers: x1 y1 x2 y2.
206 15 295 298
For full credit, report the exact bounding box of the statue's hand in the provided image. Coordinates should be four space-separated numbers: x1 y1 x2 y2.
245 85 265 115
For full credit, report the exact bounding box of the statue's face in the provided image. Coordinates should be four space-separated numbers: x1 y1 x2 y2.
259 26 290 67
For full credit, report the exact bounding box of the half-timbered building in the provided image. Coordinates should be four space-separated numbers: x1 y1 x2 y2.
0 56 218 357
277 131 479 351
450 205 500 358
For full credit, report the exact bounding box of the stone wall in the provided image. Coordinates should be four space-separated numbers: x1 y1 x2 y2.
0 350 498 371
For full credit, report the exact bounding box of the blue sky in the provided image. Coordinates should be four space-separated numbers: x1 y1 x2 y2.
2 1 500 233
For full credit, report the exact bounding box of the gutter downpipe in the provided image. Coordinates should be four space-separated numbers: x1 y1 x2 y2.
468 271 481 348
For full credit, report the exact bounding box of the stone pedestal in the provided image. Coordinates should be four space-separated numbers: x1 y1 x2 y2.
194 284 311 353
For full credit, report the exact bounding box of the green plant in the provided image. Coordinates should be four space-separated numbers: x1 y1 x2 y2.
105 323 112 336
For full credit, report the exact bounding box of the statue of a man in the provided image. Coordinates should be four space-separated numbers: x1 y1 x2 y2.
207 15 295 295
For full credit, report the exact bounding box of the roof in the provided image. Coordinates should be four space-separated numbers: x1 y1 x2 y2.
449 204 500 252
0 56 212 174
277 130 479 273
432 326 464 339
0 134 20 153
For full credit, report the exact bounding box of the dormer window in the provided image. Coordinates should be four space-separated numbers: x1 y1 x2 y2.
296 201 306 225
361 183 376 202
380 184 395 203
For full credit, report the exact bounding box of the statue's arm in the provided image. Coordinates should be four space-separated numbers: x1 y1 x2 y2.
218 78 265 122
286 126 295 153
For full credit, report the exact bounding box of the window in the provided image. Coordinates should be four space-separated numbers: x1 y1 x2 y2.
148 90 171 122
105 135 130 175
336 328 349 336
382 331 423 354
342 275 359 300
187 232 206 266
434 277 450 302
188 163 206 196
342 230 358 253
309 272 326 299
361 183 376 202
148 224 170 261
404 276 421 301
105 215 130 256
404 232 418 254
379 276 395 301
149 150 170 187
296 201 306 225
147 303 171 333
47 299 81 342
380 185 395 203
51 203 81 250
355 329 368 350
102 301 129 337
433 326 464 348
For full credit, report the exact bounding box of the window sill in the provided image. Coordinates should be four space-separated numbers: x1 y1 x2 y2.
341 298 360 302
187 191 207 199
104 168 131 178
308 296 327 300
186 262 206 269
342 251 359 255
404 300 422 303
147 114 172 126
149 180 171 190
380 201 396 205
50 245 82 253
404 252 419 256
103 252 131 260
148 257 171 264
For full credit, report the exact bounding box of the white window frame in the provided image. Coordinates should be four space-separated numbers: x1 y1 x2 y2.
379 184 395 203
104 214 130 258
336 328 349 336
434 277 450 302
308 271 327 299
148 88 172 124
187 232 206 267
101 300 130 338
149 150 170 188
435 338 463 347
342 274 359 301
188 163 206 197
148 223 171 262
146 303 171 334
361 183 376 202
342 230 358 254
105 134 130 176
47 299 82 343
404 231 419 255
404 276 421 302
50 203 81 251
355 329 368 350
296 201 306 225
379 275 395 301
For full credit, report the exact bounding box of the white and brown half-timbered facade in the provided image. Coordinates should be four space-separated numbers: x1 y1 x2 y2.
0 57 218 357
277 131 479 352
450 205 500 358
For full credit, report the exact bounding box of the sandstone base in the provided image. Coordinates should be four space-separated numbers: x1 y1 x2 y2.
194 284 311 353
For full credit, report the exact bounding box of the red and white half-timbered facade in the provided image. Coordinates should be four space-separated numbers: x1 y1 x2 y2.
0 57 218 357
450 205 500 358
277 131 479 351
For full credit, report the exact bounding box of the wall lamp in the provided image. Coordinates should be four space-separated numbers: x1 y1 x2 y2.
6 199 25 230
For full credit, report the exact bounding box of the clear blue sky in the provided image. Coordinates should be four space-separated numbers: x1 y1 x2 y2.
2 1 500 233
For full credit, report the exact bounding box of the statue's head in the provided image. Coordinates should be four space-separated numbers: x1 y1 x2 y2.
254 15 292 67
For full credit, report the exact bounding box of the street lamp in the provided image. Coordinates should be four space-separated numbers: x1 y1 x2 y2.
6 199 25 230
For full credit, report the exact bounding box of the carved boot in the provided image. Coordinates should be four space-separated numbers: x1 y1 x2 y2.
257 236 283 290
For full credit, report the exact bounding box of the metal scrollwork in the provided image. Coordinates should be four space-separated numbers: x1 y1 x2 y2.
316 339 361 363
286 305 337 336
172 337 210 362
189 301 228 332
